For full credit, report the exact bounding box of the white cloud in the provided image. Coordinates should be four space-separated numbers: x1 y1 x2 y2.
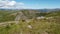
0 0 24 9
6 1 16 6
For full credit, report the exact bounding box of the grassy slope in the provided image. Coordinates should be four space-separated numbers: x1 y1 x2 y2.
0 10 19 22
0 17 60 34
0 10 60 34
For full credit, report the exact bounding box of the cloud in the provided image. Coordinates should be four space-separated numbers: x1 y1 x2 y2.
0 0 24 9
6 1 16 6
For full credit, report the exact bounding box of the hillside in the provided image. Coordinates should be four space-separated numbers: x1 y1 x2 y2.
0 9 60 22
0 9 41 22
0 10 20 22
0 9 60 34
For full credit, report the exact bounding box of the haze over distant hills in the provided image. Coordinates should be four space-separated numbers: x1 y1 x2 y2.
0 8 60 12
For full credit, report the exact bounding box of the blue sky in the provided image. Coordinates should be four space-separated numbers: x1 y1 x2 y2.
0 0 60 9
15 0 60 9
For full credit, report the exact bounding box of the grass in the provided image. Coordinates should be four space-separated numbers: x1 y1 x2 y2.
0 18 60 34
0 10 60 34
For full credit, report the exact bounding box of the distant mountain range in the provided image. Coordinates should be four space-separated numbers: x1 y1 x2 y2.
34 8 60 12
0 8 60 12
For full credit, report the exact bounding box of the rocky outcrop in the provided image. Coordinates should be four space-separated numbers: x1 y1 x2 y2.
15 12 28 21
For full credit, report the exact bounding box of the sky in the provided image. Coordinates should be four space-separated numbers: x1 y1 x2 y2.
0 0 60 9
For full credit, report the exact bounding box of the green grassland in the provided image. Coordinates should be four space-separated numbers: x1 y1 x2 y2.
0 18 60 34
0 10 60 34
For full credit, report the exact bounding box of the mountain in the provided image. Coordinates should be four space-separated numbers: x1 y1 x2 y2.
36 8 60 12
